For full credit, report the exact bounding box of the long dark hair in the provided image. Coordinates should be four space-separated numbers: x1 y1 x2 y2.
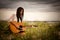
16 7 24 22
16 7 24 17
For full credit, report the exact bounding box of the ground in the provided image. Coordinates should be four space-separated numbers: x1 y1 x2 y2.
0 21 60 40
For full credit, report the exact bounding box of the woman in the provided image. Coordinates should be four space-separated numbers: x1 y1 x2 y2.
16 7 24 22
8 7 25 33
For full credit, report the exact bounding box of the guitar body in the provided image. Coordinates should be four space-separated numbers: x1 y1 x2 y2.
9 21 25 33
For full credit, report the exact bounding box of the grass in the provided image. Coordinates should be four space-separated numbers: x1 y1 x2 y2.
0 21 60 40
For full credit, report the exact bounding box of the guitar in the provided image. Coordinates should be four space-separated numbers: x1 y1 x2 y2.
9 21 25 33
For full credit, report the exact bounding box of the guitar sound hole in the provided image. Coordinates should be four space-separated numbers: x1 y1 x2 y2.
19 25 23 28
18 25 23 30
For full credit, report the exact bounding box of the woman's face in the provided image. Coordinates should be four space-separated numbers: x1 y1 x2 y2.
20 10 23 17
20 10 23 14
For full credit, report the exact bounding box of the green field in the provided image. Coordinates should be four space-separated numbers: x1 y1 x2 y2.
0 21 60 40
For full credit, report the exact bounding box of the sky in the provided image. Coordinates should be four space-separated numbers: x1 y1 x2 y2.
0 0 60 21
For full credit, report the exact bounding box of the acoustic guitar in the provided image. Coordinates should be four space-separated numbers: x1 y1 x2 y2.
9 21 25 33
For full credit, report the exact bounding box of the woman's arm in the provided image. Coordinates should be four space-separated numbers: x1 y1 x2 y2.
8 14 15 22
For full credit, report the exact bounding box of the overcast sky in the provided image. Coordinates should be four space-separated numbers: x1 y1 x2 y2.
0 0 60 21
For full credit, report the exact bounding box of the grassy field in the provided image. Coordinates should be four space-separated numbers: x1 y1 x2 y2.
0 21 60 40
